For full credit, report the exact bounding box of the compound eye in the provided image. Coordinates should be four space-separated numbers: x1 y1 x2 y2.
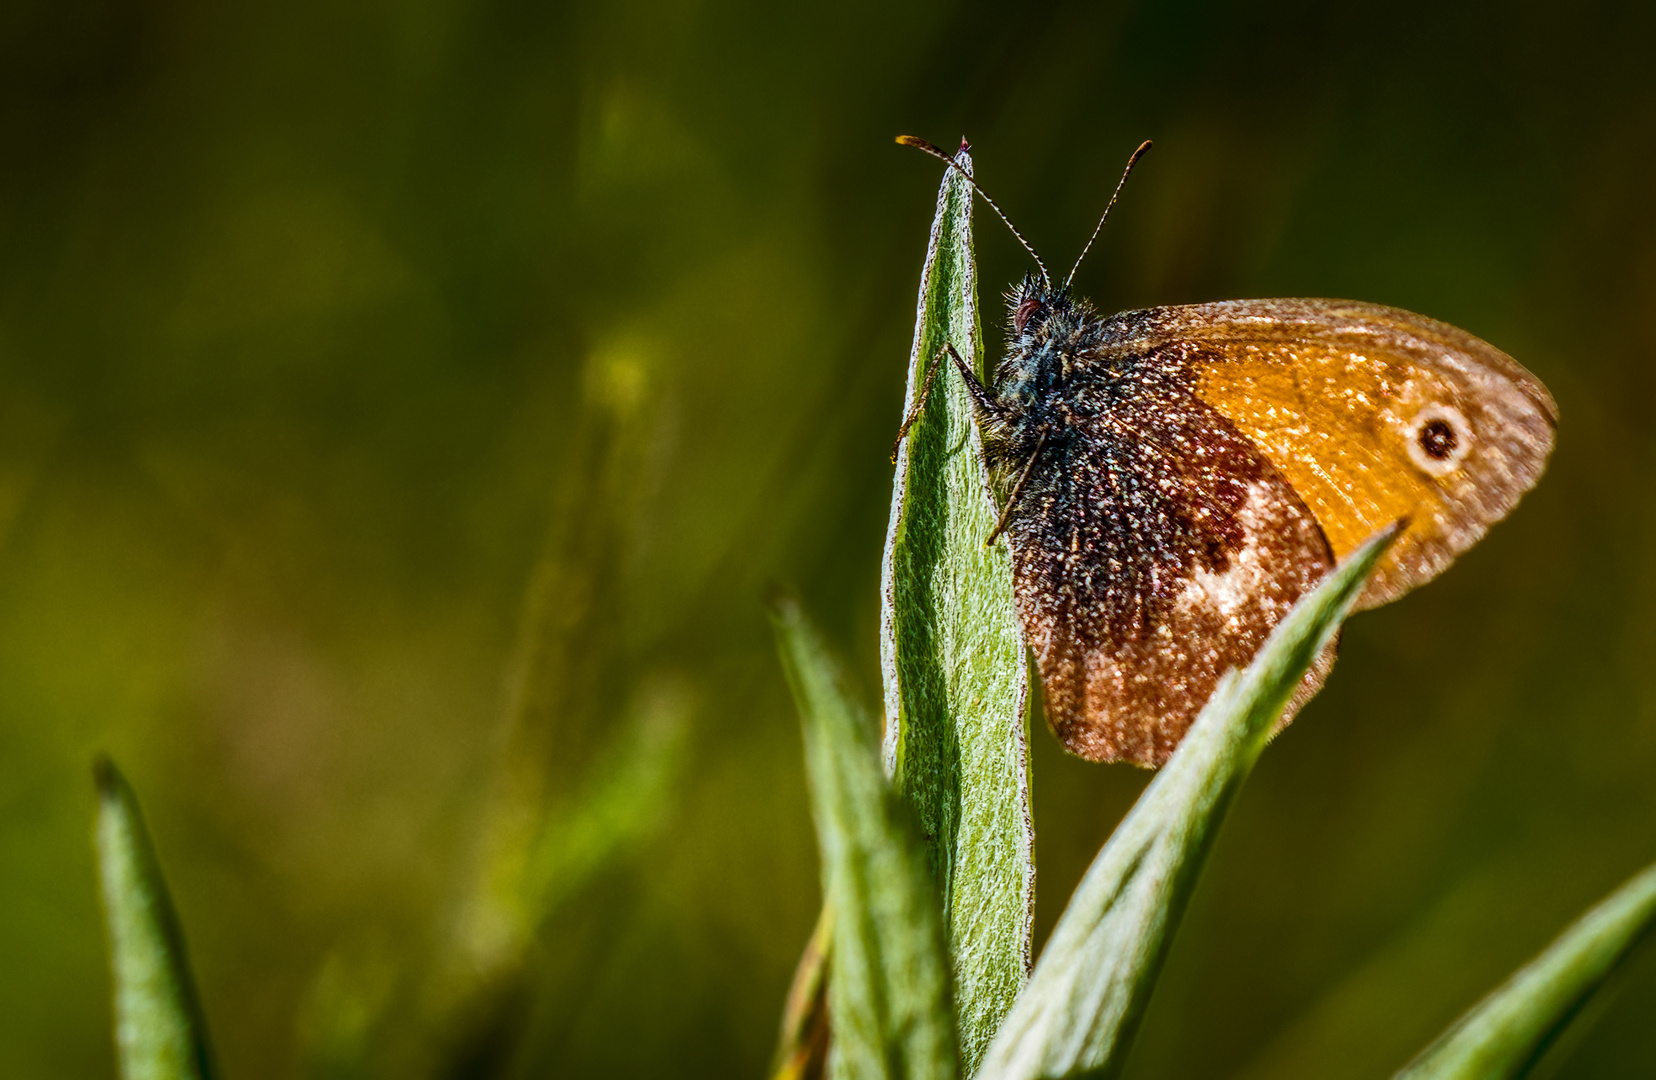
1014 297 1044 334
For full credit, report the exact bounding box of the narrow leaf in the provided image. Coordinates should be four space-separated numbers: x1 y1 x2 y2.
773 593 959 1080
1394 858 1656 1080
977 524 1401 1080
92 756 216 1080
771 902 834 1080
524 683 690 918
881 146 1035 1073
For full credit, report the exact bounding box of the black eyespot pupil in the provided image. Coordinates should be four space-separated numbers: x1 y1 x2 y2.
1419 418 1458 460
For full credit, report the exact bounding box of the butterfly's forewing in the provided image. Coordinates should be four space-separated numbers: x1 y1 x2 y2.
1015 298 1554 765
1105 299 1558 610
1006 360 1335 766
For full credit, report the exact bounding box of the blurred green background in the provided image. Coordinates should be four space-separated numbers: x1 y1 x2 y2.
3 0 1655 1077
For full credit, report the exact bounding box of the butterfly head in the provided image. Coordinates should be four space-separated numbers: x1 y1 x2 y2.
998 274 1100 403
1008 273 1068 337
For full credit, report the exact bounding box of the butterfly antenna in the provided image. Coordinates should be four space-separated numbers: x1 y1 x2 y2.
897 135 1051 291
1064 139 1152 291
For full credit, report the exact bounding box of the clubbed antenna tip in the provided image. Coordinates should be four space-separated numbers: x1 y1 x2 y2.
895 134 1051 291
1065 139 1153 290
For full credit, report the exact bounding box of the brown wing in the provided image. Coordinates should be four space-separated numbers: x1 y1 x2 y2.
1096 299 1557 609
1006 367 1335 767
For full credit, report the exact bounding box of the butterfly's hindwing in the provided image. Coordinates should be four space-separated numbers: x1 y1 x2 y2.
996 350 1334 765
970 281 1553 767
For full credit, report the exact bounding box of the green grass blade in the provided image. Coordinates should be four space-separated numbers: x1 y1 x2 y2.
1393 858 1656 1080
881 146 1035 1073
773 593 959 1080
92 757 216 1080
771 902 834 1080
523 684 691 918
977 524 1401 1080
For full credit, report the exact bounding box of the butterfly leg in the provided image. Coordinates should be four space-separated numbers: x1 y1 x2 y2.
984 427 1048 547
944 341 1003 420
890 344 948 461
892 342 1008 460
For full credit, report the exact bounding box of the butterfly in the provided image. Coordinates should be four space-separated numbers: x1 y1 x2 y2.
896 136 1557 767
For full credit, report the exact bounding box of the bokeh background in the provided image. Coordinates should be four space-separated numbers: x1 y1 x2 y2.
3 0 1655 1076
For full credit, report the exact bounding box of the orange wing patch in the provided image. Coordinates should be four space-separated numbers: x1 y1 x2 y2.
1194 340 1433 562
1115 299 1555 611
